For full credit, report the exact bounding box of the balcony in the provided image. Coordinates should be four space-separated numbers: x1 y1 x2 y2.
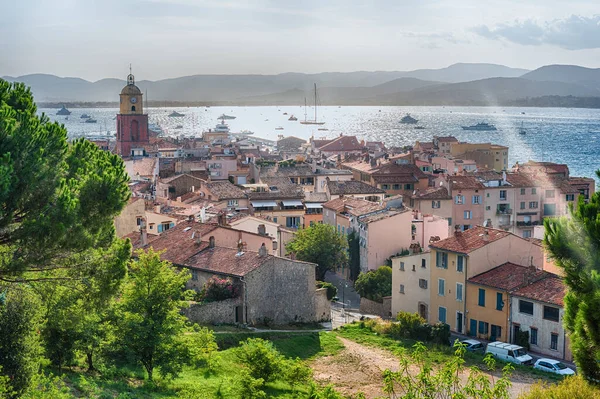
516 220 541 227
496 208 513 215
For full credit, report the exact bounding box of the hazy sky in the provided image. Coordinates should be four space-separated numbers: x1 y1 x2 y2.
2 0 599 81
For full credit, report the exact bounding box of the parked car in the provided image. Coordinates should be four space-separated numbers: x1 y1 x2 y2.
533 358 575 375
485 341 533 365
460 339 485 353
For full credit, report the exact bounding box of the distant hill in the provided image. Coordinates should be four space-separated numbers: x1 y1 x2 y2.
521 65 600 90
1 63 531 103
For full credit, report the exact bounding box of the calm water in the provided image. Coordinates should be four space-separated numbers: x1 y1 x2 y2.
39 105 600 180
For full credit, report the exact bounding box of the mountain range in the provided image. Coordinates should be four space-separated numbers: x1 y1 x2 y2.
3 63 600 106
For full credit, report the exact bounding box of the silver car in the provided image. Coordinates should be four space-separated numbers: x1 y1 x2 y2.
460 339 485 353
533 358 575 375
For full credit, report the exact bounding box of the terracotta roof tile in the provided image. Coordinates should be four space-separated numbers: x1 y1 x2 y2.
318 135 363 152
512 275 565 306
128 158 157 178
184 246 271 277
206 181 247 200
411 186 451 200
436 136 459 142
322 197 384 216
468 263 548 291
429 226 511 254
449 176 486 190
327 180 385 195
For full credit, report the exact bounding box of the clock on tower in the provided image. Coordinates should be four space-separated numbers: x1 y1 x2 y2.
116 70 149 157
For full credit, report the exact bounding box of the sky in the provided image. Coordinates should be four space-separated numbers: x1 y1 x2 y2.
1 0 599 81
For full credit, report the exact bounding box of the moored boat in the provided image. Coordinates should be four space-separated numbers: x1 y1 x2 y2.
218 114 236 120
399 114 418 124
169 111 185 117
288 115 298 121
56 105 71 116
461 122 497 131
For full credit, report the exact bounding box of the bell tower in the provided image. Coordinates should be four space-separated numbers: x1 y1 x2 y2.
116 67 149 156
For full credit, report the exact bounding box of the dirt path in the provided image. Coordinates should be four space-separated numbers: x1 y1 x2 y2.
311 337 539 398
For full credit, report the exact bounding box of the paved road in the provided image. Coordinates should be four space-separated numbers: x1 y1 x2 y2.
324 270 361 309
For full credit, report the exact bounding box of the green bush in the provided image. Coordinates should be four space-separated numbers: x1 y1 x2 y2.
316 281 338 300
395 312 427 339
283 358 313 393
236 338 283 382
519 375 600 399
430 323 451 346
354 266 392 303
239 371 267 399
515 329 530 350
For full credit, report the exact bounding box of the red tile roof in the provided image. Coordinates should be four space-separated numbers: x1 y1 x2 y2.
318 135 363 152
429 226 511 254
327 180 385 195
184 246 271 277
512 275 565 306
322 197 383 215
436 136 458 143
449 176 485 190
411 186 451 200
468 263 547 291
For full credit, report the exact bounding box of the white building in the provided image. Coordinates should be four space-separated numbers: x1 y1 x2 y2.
391 251 431 321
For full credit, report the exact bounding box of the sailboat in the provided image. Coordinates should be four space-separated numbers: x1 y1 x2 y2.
300 83 325 125
518 122 526 135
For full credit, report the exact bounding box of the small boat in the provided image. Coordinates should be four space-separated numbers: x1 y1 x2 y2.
318 128 328 131
288 115 298 121
300 84 326 125
168 111 185 117
518 122 526 135
85 118 97 124
264 119 269 121
283 112 288 115
275 126 284 130
218 114 236 120
175 125 183 129
399 114 418 124
56 105 71 116
414 126 426 130
239 130 254 135
521 112 526 115
461 122 497 131
80 114 90 119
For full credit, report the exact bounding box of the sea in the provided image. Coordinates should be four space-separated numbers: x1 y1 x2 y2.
39 105 600 180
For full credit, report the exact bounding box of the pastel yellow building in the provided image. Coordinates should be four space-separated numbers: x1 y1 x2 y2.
450 142 509 172
429 226 544 333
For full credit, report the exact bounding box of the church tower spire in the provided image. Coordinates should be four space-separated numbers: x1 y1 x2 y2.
116 66 149 157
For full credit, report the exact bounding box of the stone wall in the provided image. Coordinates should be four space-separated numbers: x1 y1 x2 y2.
114 198 145 238
245 257 318 325
314 288 331 322
359 296 392 319
183 297 242 325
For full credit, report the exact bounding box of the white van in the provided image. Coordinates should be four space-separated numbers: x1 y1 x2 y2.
484 342 533 365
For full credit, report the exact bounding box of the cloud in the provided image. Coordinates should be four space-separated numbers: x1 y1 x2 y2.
472 15 600 50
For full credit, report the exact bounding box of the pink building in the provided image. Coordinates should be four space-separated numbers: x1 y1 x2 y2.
448 176 486 231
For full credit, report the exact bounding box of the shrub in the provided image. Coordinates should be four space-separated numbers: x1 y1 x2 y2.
430 323 451 346
236 338 283 382
395 312 427 339
283 358 313 393
354 266 392 303
316 281 338 301
198 276 239 302
519 375 600 399
239 371 267 399
515 330 530 350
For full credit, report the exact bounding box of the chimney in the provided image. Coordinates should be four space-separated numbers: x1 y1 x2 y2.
454 225 461 235
258 243 268 257
192 231 202 246
482 230 489 242
237 239 244 254
140 218 148 246
502 171 507 185
191 185 195 193
257 224 266 236
188 214 195 223
154 204 161 213
209 236 215 248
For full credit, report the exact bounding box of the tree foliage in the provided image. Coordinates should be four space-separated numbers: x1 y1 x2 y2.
286 223 348 280
347 231 361 281
354 266 392 303
544 177 600 383
114 249 192 381
0 80 130 283
236 338 284 382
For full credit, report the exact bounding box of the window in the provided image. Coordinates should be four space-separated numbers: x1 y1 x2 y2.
523 230 532 238
438 279 445 296
400 261 405 271
566 194 575 201
543 306 560 322
491 324 502 339
404 184 413 190
457 255 464 272
392 184 400 190
520 201 526 210
519 300 534 315
520 188 526 195
412 264 416 272
472 195 481 204
464 210 472 219
530 328 538 345
419 279 428 289
432 200 441 209
485 205 491 211
438 307 447 323
551 333 558 350
529 201 538 209
478 288 486 307
447 217 452 226
478 321 489 335
496 292 504 310
191 270 198 281
455 195 464 205
545 190 555 199
399 284 405 294
456 283 463 301
286 217 300 228
136 217 143 226
436 251 448 269
486 193 490 198
500 190 507 200
421 259 426 268
381 184 390 190
227 199 239 207
544 203 556 216
272 217 278 223
532 188 537 194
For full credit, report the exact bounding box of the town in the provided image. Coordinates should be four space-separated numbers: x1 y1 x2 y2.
100 72 594 365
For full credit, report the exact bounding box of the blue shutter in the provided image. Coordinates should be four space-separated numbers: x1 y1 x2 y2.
169 222 175 228
478 288 485 306
457 256 463 272
157 224 163 233
470 319 477 337
496 293 504 310
439 307 447 323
